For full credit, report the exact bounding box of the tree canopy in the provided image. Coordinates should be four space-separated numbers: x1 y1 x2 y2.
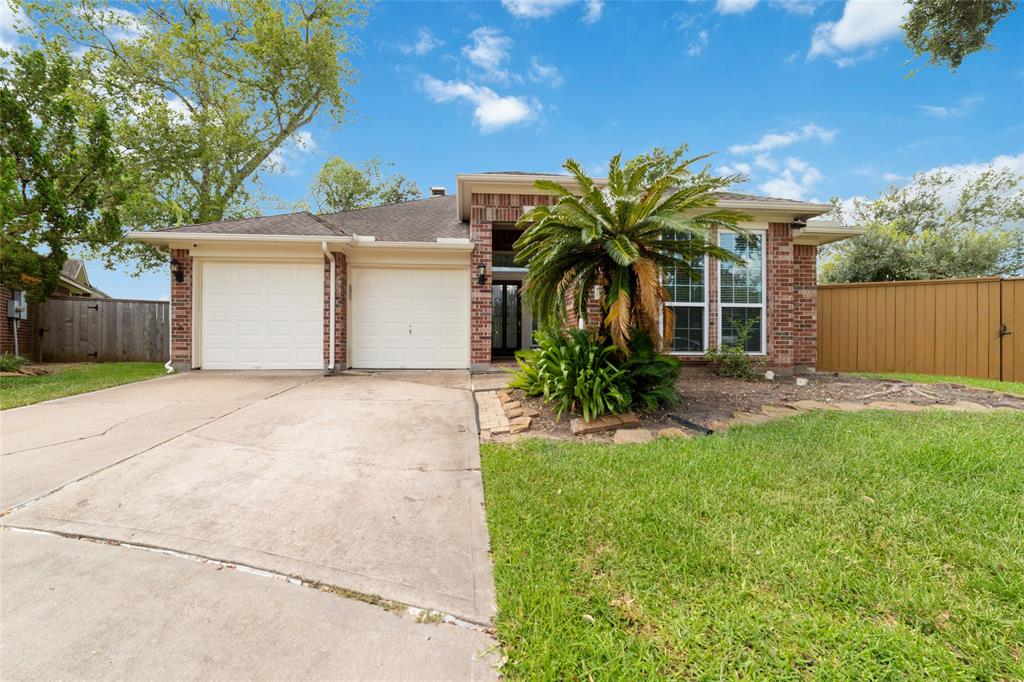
821 167 1024 283
310 157 420 213
903 0 1017 71
21 0 366 270
514 151 747 351
1 48 124 301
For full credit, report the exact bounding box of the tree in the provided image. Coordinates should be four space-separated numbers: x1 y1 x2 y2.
311 157 420 213
21 0 366 270
1 48 124 301
514 152 747 351
903 0 1017 71
820 167 1024 283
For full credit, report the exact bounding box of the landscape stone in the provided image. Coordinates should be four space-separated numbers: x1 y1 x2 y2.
570 411 639 435
939 400 991 413
788 400 838 411
867 401 925 412
761 404 803 418
508 416 531 434
657 427 691 439
729 411 773 427
613 428 654 444
834 401 868 412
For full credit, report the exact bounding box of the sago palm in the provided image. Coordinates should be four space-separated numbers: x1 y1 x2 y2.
514 152 749 351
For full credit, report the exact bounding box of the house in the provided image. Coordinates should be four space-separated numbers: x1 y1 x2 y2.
55 259 109 298
130 172 862 372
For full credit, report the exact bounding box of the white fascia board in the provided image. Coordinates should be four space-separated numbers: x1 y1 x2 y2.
346 239 474 252
791 224 866 246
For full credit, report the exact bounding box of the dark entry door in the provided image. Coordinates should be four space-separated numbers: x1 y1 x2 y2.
491 282 521 357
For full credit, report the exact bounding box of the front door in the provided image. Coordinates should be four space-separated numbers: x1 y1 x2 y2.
491 282 521 357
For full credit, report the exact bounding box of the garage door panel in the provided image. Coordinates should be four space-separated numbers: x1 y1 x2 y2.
351 267 469 369
201 261 323 370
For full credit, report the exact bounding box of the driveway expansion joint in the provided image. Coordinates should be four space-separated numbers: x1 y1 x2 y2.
2 525 495 633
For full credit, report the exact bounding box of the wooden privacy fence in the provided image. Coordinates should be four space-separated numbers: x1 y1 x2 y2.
817 277 1023 382
34 297 169 363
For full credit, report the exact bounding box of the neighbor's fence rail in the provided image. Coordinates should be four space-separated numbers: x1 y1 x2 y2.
34 297 169 363
817 277 1023 383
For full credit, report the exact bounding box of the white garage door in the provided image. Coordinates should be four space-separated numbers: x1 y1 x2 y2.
350 267 469 369
201 261 323 370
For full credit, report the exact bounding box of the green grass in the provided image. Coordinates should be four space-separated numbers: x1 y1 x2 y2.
482 411 1024 680
853 372 1024 396
0 362 166 409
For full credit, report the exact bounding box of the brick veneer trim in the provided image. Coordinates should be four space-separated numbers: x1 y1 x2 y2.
169 249 193 368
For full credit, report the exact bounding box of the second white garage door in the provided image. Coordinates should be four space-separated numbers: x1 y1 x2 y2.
201 260 323 370
350 267 469 369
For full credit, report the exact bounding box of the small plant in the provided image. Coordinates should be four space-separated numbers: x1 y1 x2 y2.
616 331 681 410
705 318 762 379
0 353 27 373
510 328 630 422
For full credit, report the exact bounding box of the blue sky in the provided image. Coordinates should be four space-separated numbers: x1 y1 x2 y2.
72 0 1024 298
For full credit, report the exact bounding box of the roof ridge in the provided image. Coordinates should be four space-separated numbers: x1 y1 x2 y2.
317 193 456 220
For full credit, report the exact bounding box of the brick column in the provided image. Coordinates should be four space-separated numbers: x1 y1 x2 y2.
766 223 817 369
323 251 347 370
470 204 493 368
169 248 193 370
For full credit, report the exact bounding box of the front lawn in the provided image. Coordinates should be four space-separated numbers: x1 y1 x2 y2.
853 372 1024 396
482 411 1024 679
0 362 166 409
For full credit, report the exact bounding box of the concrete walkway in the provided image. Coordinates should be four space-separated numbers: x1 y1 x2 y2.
1 371 499 680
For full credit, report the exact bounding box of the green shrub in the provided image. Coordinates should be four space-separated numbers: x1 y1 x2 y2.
510 328 630 422
704 318 762 379
0 353 27 373
617 331 681 410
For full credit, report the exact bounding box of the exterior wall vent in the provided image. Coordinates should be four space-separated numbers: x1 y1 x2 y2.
430 186 447 197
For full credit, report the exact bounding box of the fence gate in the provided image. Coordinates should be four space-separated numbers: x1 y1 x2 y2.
1002 279 1023 382
817 277 1023 382
34 297 170 363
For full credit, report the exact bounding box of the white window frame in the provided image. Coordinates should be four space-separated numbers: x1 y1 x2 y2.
662 254 709 355
717 229 767 356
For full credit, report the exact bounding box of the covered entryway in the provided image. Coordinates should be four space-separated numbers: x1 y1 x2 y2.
349 266 469 369
200 260 323 369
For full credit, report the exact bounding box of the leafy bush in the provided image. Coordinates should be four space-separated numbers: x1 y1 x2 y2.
510 328 630 422
617 331 681 410
0 353 27 373
704 318 762 379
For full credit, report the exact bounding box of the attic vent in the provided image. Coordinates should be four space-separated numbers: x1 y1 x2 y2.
430 186 446 197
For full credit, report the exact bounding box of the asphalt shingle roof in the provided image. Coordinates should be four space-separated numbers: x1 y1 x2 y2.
157 211 343 237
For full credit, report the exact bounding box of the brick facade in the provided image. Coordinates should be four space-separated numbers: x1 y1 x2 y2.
169 249 193 369
0 284 34 358
469 192 557 367
323 251 347 370
765 223 817 369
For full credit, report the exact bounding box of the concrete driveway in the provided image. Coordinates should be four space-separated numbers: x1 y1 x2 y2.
1 371 498 680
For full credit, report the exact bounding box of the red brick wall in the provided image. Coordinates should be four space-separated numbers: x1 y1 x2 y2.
470 192 557 366
323 251 347 370
766 223 817 369
169 249 193 368
0 285 34 358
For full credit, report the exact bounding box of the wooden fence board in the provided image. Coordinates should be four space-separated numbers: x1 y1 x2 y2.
34 297 169 363
818 278 1021 382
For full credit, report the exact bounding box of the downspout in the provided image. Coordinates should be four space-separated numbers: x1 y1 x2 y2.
321 242 336 372
156 246 175 374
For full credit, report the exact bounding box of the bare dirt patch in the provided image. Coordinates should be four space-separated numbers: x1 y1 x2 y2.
481 367 1024 443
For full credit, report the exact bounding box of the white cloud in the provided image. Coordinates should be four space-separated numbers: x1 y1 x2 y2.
729 123 837 154
759 156 823 200
463 27 514 82
881 172 903 182
420 75 538 133
501 0 603 22
687 29 710 57
261 131 318 176
808 0 908 65
754 153 779 171
770 0 820 14
1 2 28 53
918 95 984 119
399 28 444 56
718 162 752 176
528 57 564 87
716 0 758 14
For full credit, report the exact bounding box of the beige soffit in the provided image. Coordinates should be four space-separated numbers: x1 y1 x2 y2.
792 221 867 246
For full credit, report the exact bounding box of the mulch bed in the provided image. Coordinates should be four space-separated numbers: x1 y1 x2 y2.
494 367 1024 442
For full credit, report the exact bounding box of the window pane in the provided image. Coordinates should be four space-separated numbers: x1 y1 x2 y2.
721 307 762 353
664 234 705 304
506 286 518 348
670 306 704 352
720 233 763 304
491 285 502 348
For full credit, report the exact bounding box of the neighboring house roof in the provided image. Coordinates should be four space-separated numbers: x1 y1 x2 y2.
56 259 108 297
